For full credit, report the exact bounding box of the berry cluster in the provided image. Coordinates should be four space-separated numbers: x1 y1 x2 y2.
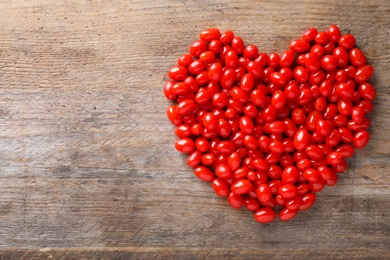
164 26 375 223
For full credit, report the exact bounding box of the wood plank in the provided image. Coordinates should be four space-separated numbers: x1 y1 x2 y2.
1 247 389 260
0 0 389 258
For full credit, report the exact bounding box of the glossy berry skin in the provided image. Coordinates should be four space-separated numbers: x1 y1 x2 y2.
244 197 260 211
271 90 287 110
175 124 192 138
168 65 188 81
302 28 318 42
175 138 195 154
240 73 255 92
226 37 241 55
202 153 215 165
326 129 341 147
315 31 329 45
353 130 370 149
294 128 310 151
292 108 306 125
327 25 341 43
200 28 221 42
225 50 238 69
178 53 193 66
178 100 197 115
212 178 230 196
321 55 337 71
268 52 280 68
349 48 366 67
244 44 259 60
338 127 354 143
280 49 295 67
339 34 356 49
254 208 276 223
194 166 214 182
202 113 218 130
270 72 287 86
333 47 349 67
303 168 319 183
279 207 298 221
215 164 232 179
231 179 253 195
187 150 202 168
172 82 190 95
305 53 321 73
213 30 230 44
290 39 310 53
359 82 376 101
326 151 343 166
208 63 223 83
267 121 287 135
299 193 316 210
208 40 221 54
282 166 299 184
294 66 309 83
167 105 182 126
305 145 324 161
189 60 205 75
335 144 354 158
279 184 298 199
240 116 255 134
228 192 244 209
257 184 272 204
247 61 264 78
163 80 177 100
355 65 374 83
285 196 302 211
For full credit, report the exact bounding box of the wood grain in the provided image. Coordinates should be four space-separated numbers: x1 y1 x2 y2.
0 0 389 258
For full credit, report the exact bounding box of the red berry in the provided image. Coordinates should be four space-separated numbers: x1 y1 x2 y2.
353 130 370 149
299 193 316 210
200 28 221 42
231 36 245 54
280 49 295 67
175 138 195 154
327 25 341 43
227 192 244 209
294 128 310 151
339 34 356 49
257 183 272 204
282 166 299 184
302 28 318 42
305 53 321 73
189 40 207 57
279 184 298 199
194 166 214 182
315 31 329 45
359 82 376 100
321 55 337 71
254 208 276 223
279 207 298 221
349 48 366 67
290 39 310 53
355 65 374 83
244 197 260 211
212 178 229 196
231 179 253 195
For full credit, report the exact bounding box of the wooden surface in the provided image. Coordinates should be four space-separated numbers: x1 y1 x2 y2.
0 0 389 259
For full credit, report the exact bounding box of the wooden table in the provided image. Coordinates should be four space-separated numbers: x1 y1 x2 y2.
0 0 389 258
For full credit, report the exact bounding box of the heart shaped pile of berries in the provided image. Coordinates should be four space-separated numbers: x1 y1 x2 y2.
163 25 375 223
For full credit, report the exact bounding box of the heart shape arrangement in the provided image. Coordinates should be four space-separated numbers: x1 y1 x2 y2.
163 26 375 223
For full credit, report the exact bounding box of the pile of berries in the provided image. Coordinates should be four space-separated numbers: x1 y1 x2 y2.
163 25 375 223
